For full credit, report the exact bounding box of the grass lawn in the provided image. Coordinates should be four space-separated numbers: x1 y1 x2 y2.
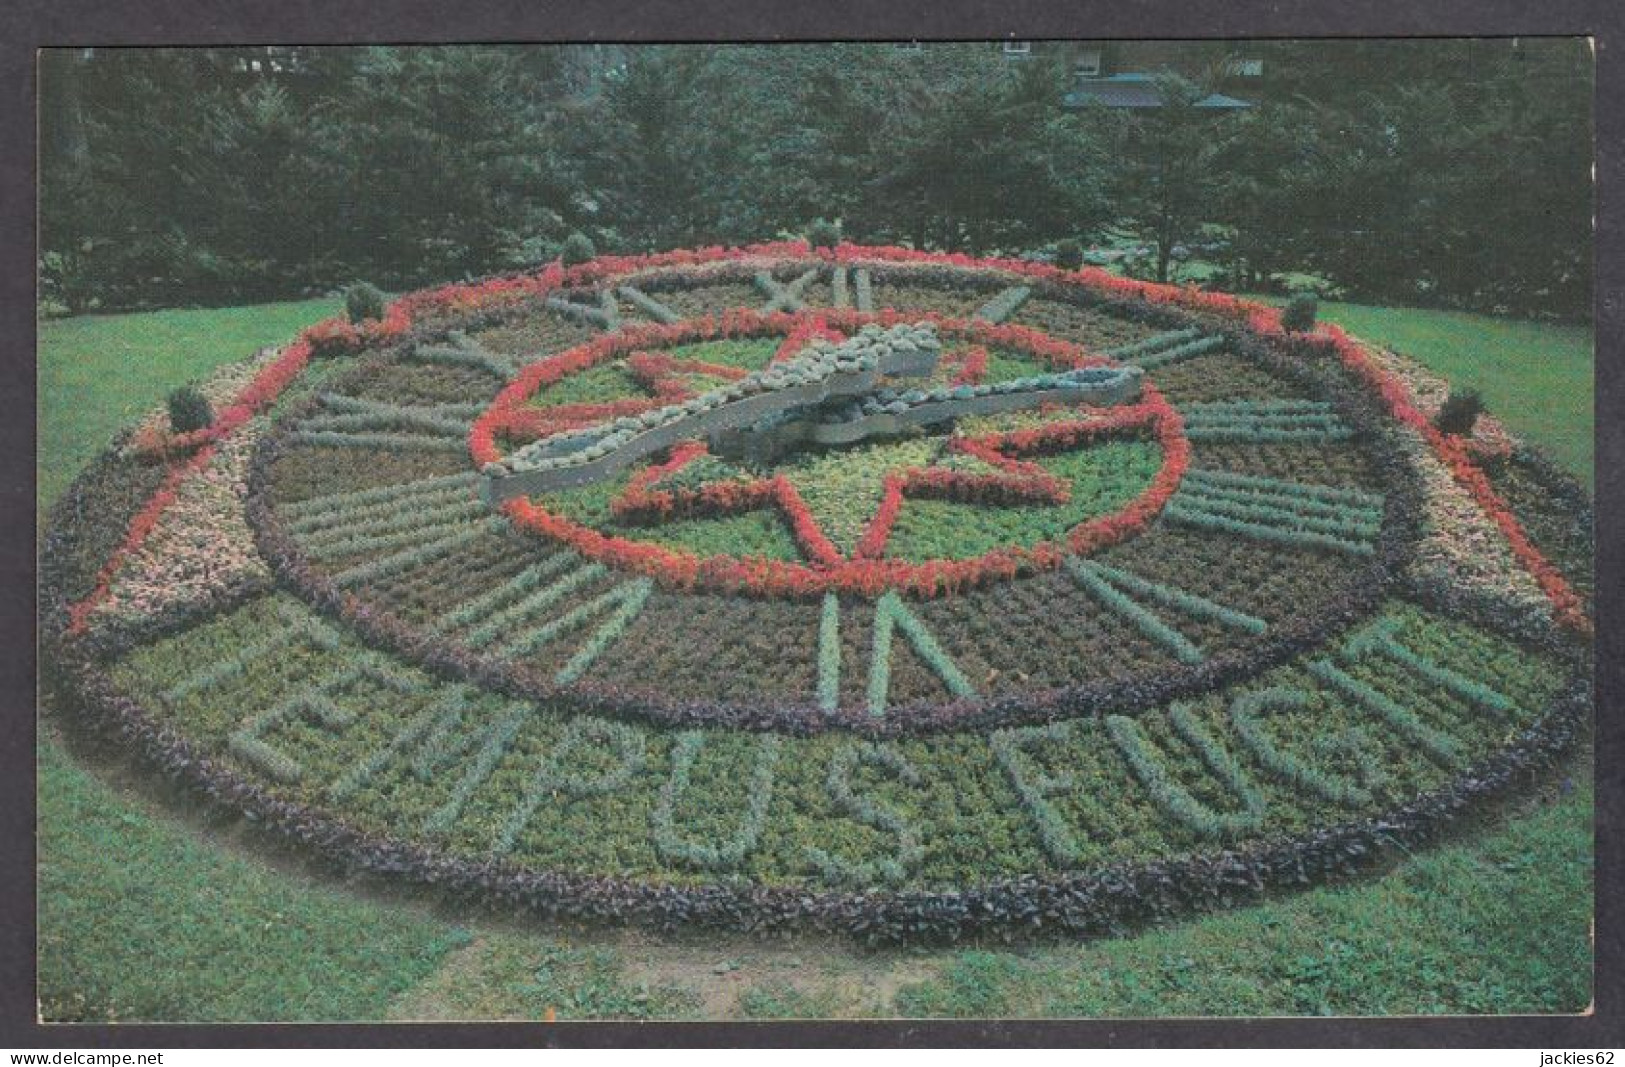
34 296 1594 1022
36 298 343 511
36 732 467 1023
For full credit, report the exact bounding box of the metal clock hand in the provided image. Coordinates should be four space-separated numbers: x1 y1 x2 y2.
481 321 1143 503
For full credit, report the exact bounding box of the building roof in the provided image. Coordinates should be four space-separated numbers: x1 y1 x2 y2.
1062 73 1252 110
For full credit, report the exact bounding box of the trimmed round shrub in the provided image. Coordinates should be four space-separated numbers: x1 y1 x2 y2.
1055 239 1085 271
807 218 841 251
562 232 597 267
1435 387 1485 436
345 282 388 325
1281 292 1318 332
166 384 213 434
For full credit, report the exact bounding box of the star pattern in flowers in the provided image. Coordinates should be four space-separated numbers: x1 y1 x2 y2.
602 330 1162 565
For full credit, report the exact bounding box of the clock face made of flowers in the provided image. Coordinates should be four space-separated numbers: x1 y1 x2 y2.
267 299 1386 731
47 245 1591 940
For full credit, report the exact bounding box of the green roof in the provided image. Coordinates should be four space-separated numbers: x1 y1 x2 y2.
1063 73 1253 110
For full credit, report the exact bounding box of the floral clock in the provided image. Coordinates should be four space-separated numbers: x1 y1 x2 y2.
42 243 1592 940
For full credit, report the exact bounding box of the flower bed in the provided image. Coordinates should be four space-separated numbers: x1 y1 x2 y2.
41 243 1592 942
88 418 274 639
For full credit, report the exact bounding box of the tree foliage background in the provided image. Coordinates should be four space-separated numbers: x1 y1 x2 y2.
39 40 1593 319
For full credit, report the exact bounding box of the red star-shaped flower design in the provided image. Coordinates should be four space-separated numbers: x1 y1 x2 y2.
605 364 1163 566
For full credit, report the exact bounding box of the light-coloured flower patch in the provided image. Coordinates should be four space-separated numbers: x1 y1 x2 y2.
93 417 272 630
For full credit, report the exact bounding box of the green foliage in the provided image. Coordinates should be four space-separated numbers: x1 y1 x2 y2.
495 718 649 854
1434 387 1484 436
39 42 1591 316
422 701 534 835
1307 659 1462 767
753 269 810 312
817 592 842 711
1066 558 1267 666
160 606 341 704
229 686 351 782
974 284 1032 323
806 218 841 250
895 951 1026 1017
165 383 213 433
617 284 682 324
1209 40 1591 316
461 562 607 650
1348 618 1521 717
854 267 873 310
37 291 1594 1022
1281 292 1319 332
738 981 847 1020
493 943 696 1020
634 511 804 562
804 742 924 886
325 519 502 590
1228 688 1381 806
1167 469 1383 557
298 395 476 437
652 731 782 871
1068 559 1204 665
299 507 492 568
884 439 1162 563
294 488 485 562
774 436 938 555
1105 706 1267 838
285 428 467 453
538 579 655 682
1103 327 1204 361
1102 74 1225 285
389 935 700 1021
41 48 575 309
327 688 468 803
406 339 518 381
666 337 780 372
344 281 387 324
40 695 1590 1021
1054 238 1084 271
1129 334 1227 371
561 231 596 266
527 362 642 408
1182 399 1352 443
107 593 1570 893
867 592 976 714
283 470 478 524
991 722 1088 867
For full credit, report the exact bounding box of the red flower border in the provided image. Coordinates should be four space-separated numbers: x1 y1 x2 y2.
1314 322 1591 635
